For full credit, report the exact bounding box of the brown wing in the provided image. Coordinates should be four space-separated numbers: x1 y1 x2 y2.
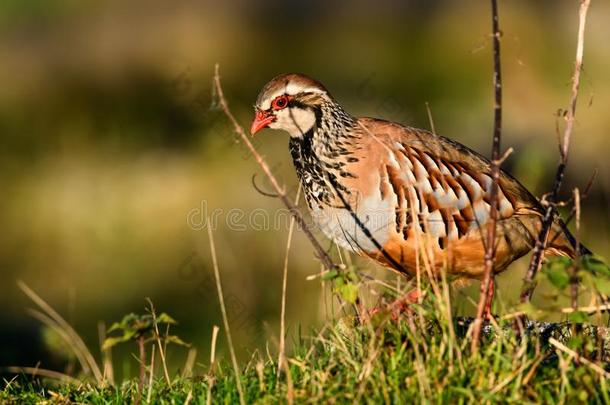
358 118 540 234
350 118 572 276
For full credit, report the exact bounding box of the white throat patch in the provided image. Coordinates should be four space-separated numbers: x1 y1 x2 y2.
270 107 316 137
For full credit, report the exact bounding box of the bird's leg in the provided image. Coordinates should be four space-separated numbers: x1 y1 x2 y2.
364 288 420 322
388 288 420 319
483 277 495 320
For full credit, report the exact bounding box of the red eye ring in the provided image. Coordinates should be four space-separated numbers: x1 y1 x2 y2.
272 95 289 110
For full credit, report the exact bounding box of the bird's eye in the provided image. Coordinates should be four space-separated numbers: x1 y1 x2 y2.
272 95 289 110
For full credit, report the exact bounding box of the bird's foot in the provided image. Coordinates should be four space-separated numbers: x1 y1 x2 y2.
362 288 421 322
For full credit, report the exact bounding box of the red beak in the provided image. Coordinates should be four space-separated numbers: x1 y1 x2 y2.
250 109 275 135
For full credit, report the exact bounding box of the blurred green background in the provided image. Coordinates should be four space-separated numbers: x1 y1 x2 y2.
1 0 609 379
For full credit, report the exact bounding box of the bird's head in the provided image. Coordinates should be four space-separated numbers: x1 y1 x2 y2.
251 73 331 137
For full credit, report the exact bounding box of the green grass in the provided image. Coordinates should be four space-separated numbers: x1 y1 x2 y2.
3 295 609 404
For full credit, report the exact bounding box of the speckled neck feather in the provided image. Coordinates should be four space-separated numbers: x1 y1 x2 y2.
289 99 359 209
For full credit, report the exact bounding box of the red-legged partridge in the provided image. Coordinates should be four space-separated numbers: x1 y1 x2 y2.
251 73 589 314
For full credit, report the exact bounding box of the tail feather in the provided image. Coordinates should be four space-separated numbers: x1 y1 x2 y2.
545 218 592 259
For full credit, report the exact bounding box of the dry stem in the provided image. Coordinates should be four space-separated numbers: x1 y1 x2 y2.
206 325 220 405
18 281 104 384
207 225 245 405
471 0 504 353
3 366 81 385
278 185 301 385
549 337 610 379
521 0 591 303
147 299 172 387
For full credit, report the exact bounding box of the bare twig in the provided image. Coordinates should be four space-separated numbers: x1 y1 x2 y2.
213 64 337 272
472 0 504 353
251 174 281 198
521 0 592 303
207 224 245 405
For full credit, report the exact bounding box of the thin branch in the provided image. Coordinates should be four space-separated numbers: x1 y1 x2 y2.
251 174 281 198
213 65 337 272
207 224 245 405
521 0 592 303
471 0 504 353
